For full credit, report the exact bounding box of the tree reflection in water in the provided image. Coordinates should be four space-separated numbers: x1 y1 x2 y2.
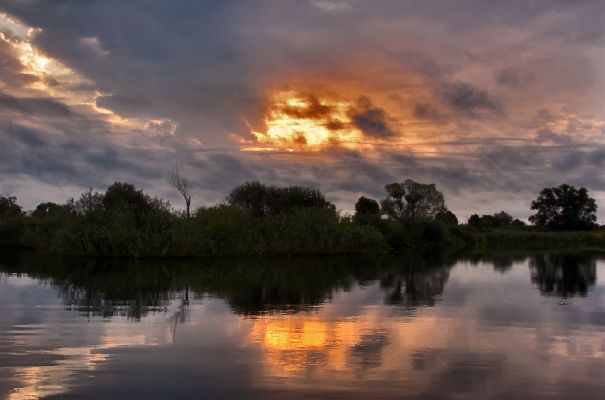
0 250 600 322
529 253 597 298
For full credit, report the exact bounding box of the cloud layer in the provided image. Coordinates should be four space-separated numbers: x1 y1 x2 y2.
0 1 604 221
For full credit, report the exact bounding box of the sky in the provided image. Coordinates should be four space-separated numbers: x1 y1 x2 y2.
0 0 604 222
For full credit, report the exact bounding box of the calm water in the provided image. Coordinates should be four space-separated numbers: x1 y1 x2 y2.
0 251 604 399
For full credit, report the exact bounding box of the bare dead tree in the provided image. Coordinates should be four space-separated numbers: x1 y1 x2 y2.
168 165 193 217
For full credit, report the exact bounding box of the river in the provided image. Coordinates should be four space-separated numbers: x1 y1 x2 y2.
0 250 603 399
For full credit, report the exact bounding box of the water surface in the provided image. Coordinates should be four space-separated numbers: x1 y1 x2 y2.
1 251 604 399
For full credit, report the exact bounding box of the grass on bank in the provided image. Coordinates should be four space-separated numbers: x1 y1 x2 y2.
2 210 603 258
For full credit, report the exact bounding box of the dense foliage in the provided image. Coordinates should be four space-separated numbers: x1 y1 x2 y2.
0 194 23 218
468 211 525 229
529 184 597 231
380 180 446 221
226 181 333 217
0 181 602 257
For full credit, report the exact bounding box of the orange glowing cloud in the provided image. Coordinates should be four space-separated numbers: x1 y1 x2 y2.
240 90 400 152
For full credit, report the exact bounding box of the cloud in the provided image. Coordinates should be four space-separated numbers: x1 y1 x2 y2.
588 148 605 167
413 103 448 122
0 36 38 87
495 67 533 88
96 94 151 117
279 95 333 119
348 96 397 138
552 150 585 171
0 91 71 117
0 1 603 223
78 36 109 56
311 0 350 12
442 82 503 115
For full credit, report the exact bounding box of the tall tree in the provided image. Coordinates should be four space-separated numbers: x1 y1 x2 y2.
529 184 597 231
381 179 445 221
354 196 380 216
0 194 23 219
493 211 513 226
435 210 458 225
168 166 193 217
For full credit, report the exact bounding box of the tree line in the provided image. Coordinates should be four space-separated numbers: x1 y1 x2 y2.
0 176 602 257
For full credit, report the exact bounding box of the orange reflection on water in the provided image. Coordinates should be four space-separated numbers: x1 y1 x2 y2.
7 334 158 400
248 307 402 377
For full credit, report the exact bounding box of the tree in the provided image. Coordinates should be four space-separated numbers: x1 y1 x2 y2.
529 184 597 231
354 196 381 225
32 202 69 219
97 182 170 227
226 181 269 217
479 214 500 228
104 182 151 213
493 211 513 226
66 188 104 217
168 165 193 217
435 210 458 226
468 211 517 229
226 181 333 217
511 219 526 229
0 194 23 219
355 196 380 216
381 179 446 221
467 214 481 228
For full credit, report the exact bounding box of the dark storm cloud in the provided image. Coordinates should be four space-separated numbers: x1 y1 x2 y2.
349 97 397 138
442 82 503 115
0 92 71 117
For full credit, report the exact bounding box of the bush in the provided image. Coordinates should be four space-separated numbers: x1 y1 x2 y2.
169 206 386 257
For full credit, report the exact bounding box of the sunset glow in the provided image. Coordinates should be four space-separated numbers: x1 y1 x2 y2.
245 91 365 151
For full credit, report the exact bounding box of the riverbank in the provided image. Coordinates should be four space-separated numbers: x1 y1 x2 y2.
464 228 605 251
2 214 604 258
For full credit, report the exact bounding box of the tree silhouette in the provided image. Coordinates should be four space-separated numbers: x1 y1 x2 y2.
435 210 458 225
529 184 597 230
355 196 380 216
381 179 445 221
354 196 381 225
168 165 193 218
467 211 516 228
32 202 69 219
0 194 23 218
226 181 333 217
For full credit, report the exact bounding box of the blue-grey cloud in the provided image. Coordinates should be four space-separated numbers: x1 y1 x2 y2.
349 96 397 138
0 92 71 117
442 82 503 115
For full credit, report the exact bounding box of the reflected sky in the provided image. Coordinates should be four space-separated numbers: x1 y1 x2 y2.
0 251 604 399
